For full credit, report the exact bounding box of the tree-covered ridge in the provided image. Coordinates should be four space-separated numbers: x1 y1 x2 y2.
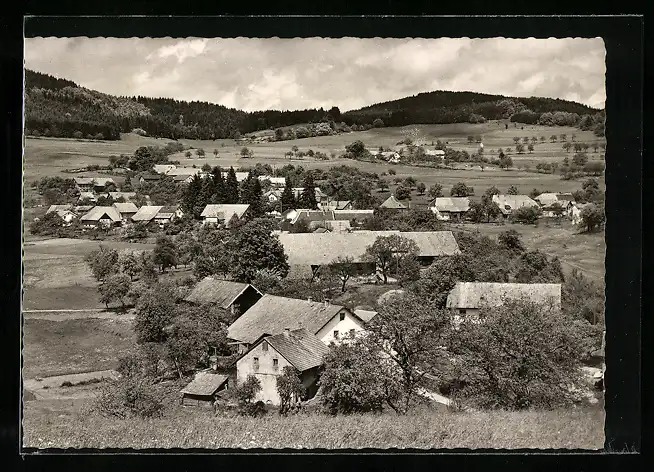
24 69 605 141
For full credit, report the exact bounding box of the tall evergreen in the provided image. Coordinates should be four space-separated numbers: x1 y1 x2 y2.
225 167 240 204
280 176 296 212
182 174 203 218
198 176 215 211
247 177 264 218
210 166 225 203
299 173 318 210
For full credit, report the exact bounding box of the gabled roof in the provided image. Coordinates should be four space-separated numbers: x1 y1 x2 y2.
291 210 335 224
78 192 97 201
320 200 352 211
278 231 460 266
159 205 181 214
201 204 250 220
80 206 122 222
431 197 470 213
446 282 562 310
108 192 136 200
380 195 407 209
153 164 177 174
46 204 73 214
354 309 378 322
221 171 250 182
74 177 95 185
261 328 330 372
112 202 138 214
74 205 94 213
492 195 539 214
180 372 228 397
228 295 353 344
93 177 115 187
185 277 262 309
131 205 164 222
534 193 575 208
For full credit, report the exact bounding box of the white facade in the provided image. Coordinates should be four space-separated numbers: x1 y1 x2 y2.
315 309 366 345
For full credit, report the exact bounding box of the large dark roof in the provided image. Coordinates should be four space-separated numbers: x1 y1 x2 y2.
263 328 330 371
185 277 260 309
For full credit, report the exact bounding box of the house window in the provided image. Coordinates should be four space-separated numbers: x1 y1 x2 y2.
459 309 466 314
339 312 345 321
349 329 355 337
273 359 279 370
262 341 268 352
253 357 259 371
333 330 339 339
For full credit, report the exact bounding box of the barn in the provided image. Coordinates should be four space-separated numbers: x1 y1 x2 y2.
180 371 229 407
185 277 263 317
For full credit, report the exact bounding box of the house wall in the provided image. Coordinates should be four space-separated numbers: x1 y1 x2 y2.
236 341 293 405
315 308 365 345
203 217 221 225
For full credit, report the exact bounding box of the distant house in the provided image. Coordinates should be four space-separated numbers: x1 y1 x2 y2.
153 164 177 175
221 171 250 183
185 277 263 317
258 176 286 188
353 309 378 324
201 204 250 226
492 194 540 216
74 177 95 193
154 205 183 226
535 193 575 217
264 190 283 203
227 295 366 354
380 195 407 211
78 191 97 203
112 202 139 221
92 177 115 193
278 230 461 279
73 205 94 215
570 202 592 226
46 204 77 224
319 200 353 211
108 192 136 201
424 149 446 159
235 328 330 405
138 173 162 185
374 151 401 163
289 209 335 226
180 371 229 407
333 209 375 224
79 206 122 228
131 205 164 224
172 174 195 184
429 197 470 221
446 282 562 325
291 187 328 203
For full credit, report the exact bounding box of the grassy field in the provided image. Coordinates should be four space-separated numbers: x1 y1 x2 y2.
22 317 135 379
446 221 606 283
22 238 155 310
22 399 604 449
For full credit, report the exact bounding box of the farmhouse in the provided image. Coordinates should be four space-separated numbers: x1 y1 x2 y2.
319 200 353 211
535 192 575 217
131 205 164 224
227 295 365 353
380 195 407 210
429 197 470 221
200 204 250 226
92 177 115 193
425 149 446 158
492 194 540 216
153 164 177 175
74 177 95 192
185 277 263 316
107 191 136 201
180 371 229 407
278 230 461 278
154 205 183 226
112 202 138 221
446 282 562 324
79 206 122 228
570 202 592 226
78 192 97 203
46 204 77 223
264 190 283 203
235 328 330 405
138 173 162 185
258 175 286 187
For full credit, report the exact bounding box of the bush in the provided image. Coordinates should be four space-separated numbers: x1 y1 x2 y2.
94 375 164 419
510 206 541 225
235 374 265 417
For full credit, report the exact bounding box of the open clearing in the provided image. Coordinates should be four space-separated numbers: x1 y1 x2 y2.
22 399 604 449
22 317 135 379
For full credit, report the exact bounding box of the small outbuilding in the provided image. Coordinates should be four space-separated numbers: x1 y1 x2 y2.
180 372 229 407
185 277 263 316
379 195 407 210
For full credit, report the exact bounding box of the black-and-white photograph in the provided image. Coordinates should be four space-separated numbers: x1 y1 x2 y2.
22 34 608 450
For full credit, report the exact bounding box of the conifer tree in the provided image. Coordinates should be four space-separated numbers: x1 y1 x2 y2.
210 166 225 203
299 173 318 209
280 176 296 212
224 167 240 203
182 174 203 218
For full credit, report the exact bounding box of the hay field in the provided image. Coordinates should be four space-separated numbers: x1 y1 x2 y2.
22 238 155 310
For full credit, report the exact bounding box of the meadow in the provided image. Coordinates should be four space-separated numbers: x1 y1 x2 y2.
22 397 605 449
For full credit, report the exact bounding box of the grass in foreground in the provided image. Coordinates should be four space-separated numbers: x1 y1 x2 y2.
22 318 135 379
22 400 605 450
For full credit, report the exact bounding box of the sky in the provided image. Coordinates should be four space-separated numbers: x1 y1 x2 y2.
24 37 606 112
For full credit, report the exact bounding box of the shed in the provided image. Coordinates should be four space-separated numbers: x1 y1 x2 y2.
380 195 407 210
185 277 263 316
180 372 229 407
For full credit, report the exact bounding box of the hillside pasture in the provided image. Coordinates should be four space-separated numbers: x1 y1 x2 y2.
22 238 154 310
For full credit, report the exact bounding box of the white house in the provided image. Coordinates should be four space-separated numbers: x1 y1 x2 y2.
429 197 470 221
227 295 367 354
492 194 540 216
424 149 446 159
200 204 250 226
535 192 575 218
46 204 77 224
79 206 122 228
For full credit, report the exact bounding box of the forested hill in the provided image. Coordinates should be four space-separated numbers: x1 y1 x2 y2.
24 69 605 141
343 90 604 135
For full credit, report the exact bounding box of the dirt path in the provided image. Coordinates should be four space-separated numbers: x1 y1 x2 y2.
24 370 118 400
23 309 135 322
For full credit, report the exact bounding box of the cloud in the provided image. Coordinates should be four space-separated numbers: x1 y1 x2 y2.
24 37 605 111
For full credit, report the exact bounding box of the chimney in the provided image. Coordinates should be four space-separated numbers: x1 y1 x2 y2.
324 299 330 307
307 297 313 302
283 328 290 337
